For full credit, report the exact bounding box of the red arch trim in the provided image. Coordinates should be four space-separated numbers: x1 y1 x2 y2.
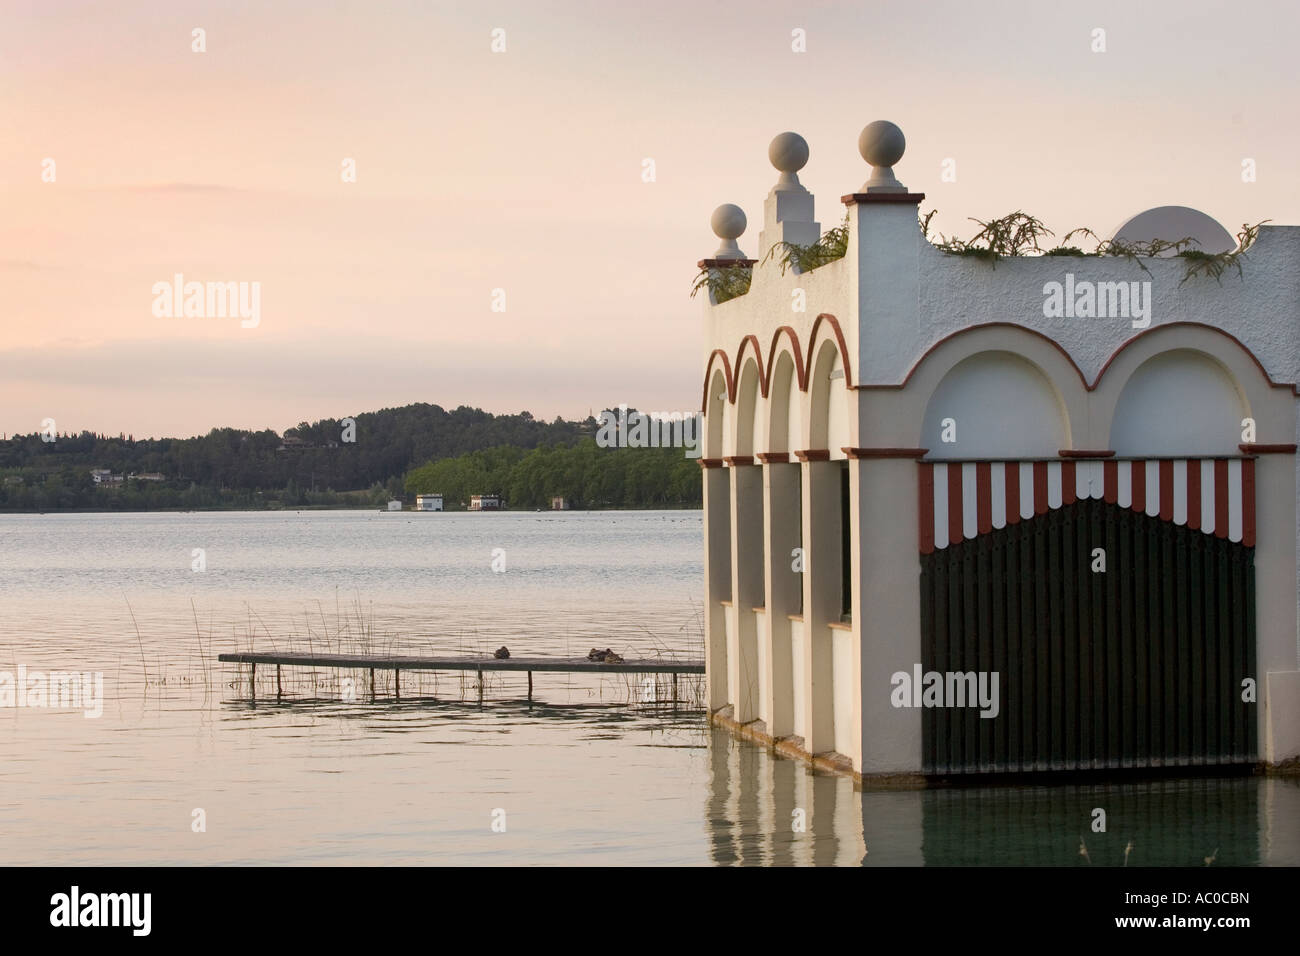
703 319 1297 408
860 321 1296 395
764 326 807 395
700 349 735 412
1097 321 1299 395
732 334 767 399
805 313 853 388
858 322 1089 392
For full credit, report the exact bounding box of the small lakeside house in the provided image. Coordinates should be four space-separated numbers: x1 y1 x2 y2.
697 122 1300 782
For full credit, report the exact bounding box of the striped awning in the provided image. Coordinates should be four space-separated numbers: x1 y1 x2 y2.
918 458 1256 554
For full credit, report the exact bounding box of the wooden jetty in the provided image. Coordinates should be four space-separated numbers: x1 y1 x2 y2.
217 651 704 704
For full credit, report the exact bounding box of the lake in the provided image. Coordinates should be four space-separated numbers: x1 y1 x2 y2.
0 510 1295 865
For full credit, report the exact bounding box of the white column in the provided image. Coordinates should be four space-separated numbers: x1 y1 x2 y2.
703 463 731 712
801 458 838 754
856 456 925 774
762 460 800 737
729 461 764 722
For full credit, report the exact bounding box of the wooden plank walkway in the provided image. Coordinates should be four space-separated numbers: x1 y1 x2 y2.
217 652 703 675
217 651 703 703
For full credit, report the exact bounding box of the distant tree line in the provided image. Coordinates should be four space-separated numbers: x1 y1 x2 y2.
403 439 701 509
0 404 701 511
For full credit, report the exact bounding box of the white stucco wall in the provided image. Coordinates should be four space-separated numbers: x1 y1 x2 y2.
701 178 1300 772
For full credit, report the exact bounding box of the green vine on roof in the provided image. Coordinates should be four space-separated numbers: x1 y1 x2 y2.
763 214 850 275
690 262 753 303
691 216 852 303
921 209 1269 284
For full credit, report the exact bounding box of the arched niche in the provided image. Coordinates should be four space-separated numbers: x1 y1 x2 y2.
1109 349 1247 456
767 349 802 454
808 340 849 458
734 357 763 457
705 367 730 460
921 351 1068 459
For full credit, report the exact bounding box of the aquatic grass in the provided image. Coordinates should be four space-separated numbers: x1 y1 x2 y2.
124 597 148 688
224 593 707 710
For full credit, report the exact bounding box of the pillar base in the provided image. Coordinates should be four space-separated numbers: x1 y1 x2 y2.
709 707 928 790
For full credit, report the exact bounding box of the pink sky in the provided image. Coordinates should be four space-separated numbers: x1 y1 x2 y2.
2 0 1296 437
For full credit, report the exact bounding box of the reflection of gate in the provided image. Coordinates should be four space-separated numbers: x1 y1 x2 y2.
917 459 1258 775
919 779 1260 865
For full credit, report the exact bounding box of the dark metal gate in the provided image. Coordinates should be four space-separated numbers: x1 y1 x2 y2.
918 498 1257 774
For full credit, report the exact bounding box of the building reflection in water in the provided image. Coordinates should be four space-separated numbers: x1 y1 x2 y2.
706 728 1300 866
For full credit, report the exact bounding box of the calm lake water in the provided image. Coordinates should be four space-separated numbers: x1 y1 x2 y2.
0 510 1296 866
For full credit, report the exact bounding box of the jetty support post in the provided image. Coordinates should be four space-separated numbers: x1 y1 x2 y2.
369 668 375 702
276 664 281 700
395 668 400 702
250 662 256 701
527 670 533 703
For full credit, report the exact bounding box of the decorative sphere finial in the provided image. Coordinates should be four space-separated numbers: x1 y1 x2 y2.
859 121 905 167
769 132 809 184
710 203 748 258
858 120 907 193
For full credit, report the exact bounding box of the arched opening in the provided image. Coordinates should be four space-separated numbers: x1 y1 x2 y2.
767 350 800 455
808 340 848 458
735 357 762 458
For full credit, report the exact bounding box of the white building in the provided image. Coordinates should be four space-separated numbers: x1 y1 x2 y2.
387 499 402 511
469 494 501 511
415 494 443 512
699 123 1300 782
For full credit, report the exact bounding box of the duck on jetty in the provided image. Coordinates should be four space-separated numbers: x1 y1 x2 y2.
587 648 624 663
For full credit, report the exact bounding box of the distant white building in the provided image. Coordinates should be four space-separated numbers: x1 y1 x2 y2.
415 494 443 512
551 496 569 510
387 499 402 511
468 494 500 511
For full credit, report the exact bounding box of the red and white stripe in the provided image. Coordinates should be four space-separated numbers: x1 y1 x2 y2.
918 459 1256 554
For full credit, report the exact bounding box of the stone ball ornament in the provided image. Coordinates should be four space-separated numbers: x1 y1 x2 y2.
710 203 749 259
858 120 907 192
768 131 810 175
859 120 906 167
711 203 747 240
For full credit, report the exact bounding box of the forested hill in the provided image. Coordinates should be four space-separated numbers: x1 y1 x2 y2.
0 404 599 510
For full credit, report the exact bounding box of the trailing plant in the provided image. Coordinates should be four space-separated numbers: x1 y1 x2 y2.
690 263 752 303
919 208 938 241
922 208 1269 283
1095 234 1195 276
1175 220 1268 284
763 215 850 275
932 211 1054 267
